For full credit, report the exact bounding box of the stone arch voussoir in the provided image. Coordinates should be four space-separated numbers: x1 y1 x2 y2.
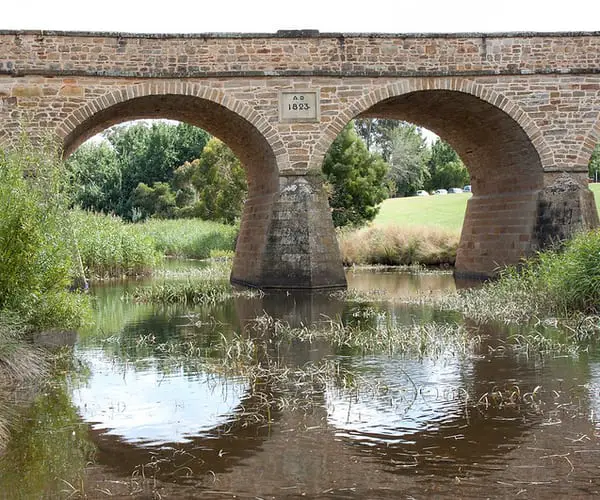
56 82 287 168
578 113 600 170
309 78 552 173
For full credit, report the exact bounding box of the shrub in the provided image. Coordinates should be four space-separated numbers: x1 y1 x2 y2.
0 134 87 329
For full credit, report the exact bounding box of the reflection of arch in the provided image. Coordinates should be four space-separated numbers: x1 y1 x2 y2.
87 380 282 483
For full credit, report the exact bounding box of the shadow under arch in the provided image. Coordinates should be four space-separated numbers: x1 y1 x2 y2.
312 80 550 278
56 85 285 288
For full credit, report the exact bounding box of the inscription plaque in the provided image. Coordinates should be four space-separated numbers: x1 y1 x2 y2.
279 90 320 122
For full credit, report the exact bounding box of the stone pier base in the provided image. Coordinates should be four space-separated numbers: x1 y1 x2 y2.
455 173 599 280
231 175 347 290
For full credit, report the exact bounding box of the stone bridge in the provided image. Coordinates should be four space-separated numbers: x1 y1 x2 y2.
1 29 599 288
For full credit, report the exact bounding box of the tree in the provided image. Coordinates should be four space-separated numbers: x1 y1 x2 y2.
66 141 122 213
132 182 177 220
66 121 211 219
387 124 430 196
175 138 247 224
589 144 600 182
323 122 389 227
106 121 210 218
425 139 469 191
354 119 399 160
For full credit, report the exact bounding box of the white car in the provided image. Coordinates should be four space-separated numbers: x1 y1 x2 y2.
434 189 448 195
448 187 463 194
416 190 429 196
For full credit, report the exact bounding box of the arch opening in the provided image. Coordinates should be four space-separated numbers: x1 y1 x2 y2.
358 90 544 196
345 89 546 277
61 93 281 287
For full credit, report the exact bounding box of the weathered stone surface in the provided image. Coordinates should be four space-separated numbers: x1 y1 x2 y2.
232 175 346 289
1 30 599 286
533 174 600 250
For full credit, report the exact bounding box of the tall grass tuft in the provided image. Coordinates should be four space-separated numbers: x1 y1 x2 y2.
71 209 162 279
134 218 238 260
434 229 600 322
338 224 459 266
529 229 600 314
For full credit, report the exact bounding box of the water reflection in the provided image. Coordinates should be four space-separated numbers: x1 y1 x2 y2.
3 267 600 498
72 348 247 446
346 267 455 296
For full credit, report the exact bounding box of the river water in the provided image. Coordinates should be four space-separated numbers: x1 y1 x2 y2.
1 266 600 499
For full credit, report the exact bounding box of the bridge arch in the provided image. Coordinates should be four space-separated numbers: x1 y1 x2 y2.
313 79 552 277
311 78 550 186
56 82 291 288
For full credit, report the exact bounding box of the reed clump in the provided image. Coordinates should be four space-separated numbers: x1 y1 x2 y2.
430 230 600 329
71 209 162 279
338 224 459 267
135 218 238 260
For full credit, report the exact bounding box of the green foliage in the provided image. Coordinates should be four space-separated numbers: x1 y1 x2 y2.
173 138 247 224
132 181 177 219
387 124 430 196
0 135 87 329
67 121 210 219
136 218 239 260
66 141 122 213
323 122 389 227
425 139 469 191
71 209 162 278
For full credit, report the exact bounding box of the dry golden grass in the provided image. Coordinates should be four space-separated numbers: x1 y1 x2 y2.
338 224 460 266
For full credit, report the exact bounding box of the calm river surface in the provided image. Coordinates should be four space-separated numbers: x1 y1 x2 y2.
1 266 600 499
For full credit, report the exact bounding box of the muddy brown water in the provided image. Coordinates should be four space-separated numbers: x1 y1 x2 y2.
1 267 600 499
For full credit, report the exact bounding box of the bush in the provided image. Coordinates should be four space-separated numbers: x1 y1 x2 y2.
0 135 88 329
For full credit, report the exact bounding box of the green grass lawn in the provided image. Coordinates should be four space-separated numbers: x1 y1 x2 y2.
375 184 600 232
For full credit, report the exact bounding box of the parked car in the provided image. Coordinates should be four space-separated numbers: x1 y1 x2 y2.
448 187 463 194
416 190 429 196
463 185 472 193
434 189 448 195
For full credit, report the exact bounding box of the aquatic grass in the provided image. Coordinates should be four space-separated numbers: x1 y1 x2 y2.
338 224 459 267
71 209 162 279
240 313 479 360
130 280 232 305
422 230 600 328
134 218 238 260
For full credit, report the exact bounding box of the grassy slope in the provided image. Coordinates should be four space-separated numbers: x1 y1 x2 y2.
375 184 600 232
